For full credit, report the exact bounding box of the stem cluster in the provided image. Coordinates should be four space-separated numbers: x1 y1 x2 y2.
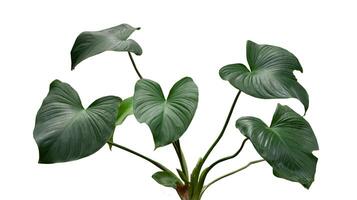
109 53 265 200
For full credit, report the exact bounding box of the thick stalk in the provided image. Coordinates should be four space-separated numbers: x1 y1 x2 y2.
177 184 190 200
173 140 189 183
128 52 143 79
201 159 265 197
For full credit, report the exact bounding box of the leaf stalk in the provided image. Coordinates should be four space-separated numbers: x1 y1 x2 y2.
201 159 265 197
128 52 143 79
173 140 190 183
108 141 175 175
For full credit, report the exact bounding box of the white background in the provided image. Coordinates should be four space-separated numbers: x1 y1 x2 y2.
1 0 356 199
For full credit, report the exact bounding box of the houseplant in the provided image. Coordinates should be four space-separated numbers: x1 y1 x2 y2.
33 23 319 200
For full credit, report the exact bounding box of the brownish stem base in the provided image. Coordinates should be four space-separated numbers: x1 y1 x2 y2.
177 185 190 200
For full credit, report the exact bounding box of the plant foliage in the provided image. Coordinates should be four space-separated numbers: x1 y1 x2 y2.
33 24 319 200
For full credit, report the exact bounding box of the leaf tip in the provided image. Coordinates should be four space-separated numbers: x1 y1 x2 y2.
246 40 257 49
303 102 309 115
301 177 315 189
154 141 168 150
247 40 255 44
49 79 62 89
153 145 160 151
38 157 51 164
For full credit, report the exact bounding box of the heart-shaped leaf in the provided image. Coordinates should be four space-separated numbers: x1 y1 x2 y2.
33 80 121 163
236 104 318 188
71 23 142 70
133 77 198 148
220 40 309 112
152 171 182 188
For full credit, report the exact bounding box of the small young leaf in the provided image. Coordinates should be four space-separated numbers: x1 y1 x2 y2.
108 97 134 150
152 171 182 188
133 77 199 148
33 80 121 163
71 23 142 70
236 104 319 188
116 97 134 125
220 40 309 112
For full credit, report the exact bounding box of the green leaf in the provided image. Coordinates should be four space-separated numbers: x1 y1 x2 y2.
33 80 121 163
152 171 182 188
71 23 142 70
220 40 309 112
236 104 319 188
108 97 134 150
116 97 134 125
133 77 198 148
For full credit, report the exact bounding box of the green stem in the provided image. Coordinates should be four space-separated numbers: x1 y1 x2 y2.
173 140 189 183
196 138 248 197
108 141 170 172
201 90 242 165
128 52 143 79
190 91 242 198
202 138 249 180
201 159 265 197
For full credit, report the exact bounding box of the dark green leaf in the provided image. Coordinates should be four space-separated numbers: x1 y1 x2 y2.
133 77 198 148
71 23 142 70
236 104 318 188
33 80 121 163
152 171 182 188
220 40 309 112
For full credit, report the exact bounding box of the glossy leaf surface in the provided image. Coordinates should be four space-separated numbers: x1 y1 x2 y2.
236 104 318 188
220 40 309 112
133 77 198 148
33 80 121 163
71 23 142 70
